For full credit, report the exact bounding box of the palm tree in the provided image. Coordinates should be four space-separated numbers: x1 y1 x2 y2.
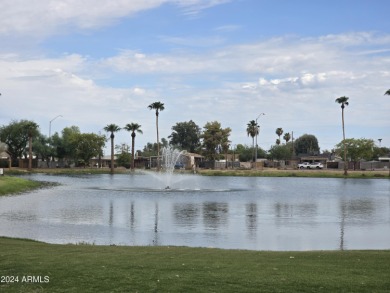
148 101 165 171
276 128 283 142
124 123 143 171
26 121 39 171
385 90 390 176
335 96 349 175
246 120 259 163
283 132 291 144
104 124 121 174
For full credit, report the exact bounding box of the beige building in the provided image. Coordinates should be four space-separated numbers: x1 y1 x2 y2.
0 151 11 168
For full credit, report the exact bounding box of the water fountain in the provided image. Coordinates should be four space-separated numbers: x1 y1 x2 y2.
142 146 188 189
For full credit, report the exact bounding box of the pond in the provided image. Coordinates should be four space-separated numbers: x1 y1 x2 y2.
0 173 389 251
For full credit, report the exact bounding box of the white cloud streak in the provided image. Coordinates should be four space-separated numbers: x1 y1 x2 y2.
0 0 231 37
0 0 158 36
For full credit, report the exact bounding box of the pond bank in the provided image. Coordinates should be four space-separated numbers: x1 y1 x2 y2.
198 168 390 179
3 167 390 179
0 176 44 196
1 236 389 292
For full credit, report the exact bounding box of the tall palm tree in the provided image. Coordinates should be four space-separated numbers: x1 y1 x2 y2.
385 90 390 176
335 96 349 175
104 124 121 174
246 120 259 163
148 101 165 171
26 121 39 171
124 123 143 171
276 128 283 142
283 132 291 144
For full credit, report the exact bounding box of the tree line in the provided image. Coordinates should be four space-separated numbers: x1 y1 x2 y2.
1 119 388 169
1 95 389 170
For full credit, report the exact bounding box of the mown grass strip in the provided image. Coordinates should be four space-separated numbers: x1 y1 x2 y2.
0 176 44 196
198 169 390 179
0 237 389 292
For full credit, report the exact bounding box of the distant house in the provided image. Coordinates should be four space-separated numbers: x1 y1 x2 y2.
0 151 11 168
90 155 117 168
0 151 9 159
378 156 390 162
298 154 330 164
183 152 204 169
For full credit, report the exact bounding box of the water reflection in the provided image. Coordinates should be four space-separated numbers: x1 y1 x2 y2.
130 202 135 228
0 174 389 251
203 202 229 230
153 203 159 245
173 203 200 227
339 197 376 250
245 203 257 239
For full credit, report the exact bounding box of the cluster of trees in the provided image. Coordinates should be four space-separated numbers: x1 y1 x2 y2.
1 118 388 170
0 119 233 171
268 134 320 160
335 138 389 169
114 120 232 167
0 117 259 169
0 122 105 168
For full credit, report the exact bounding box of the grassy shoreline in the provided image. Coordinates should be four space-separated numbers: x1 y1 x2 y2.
198 168 390 178
0 176 47 196
3 167 390 179
1 237 389 292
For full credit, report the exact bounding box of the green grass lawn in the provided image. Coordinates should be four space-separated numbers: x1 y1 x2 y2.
0 237 389 292
0 176 43 196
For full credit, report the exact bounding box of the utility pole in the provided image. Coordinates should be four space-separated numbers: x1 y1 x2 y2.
49 115 63 140
291 131 294 157
255 113 265 169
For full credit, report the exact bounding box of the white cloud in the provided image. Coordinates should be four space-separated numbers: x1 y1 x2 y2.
0 0 231 37
174 0 232 15
0 53 152 137
213 24 242 33
103 33 390 84
159 35 226 47
0 0 158 36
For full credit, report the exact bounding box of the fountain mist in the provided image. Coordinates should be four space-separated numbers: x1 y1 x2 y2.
161 146 186 188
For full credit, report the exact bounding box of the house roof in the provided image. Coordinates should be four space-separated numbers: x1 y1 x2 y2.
0 151 10 159
185 152 204 158
91 155 118 161
378 157 390 162
299 155 328 161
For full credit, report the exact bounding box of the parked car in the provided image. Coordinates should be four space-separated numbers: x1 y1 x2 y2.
298 162 324 169
309 162 324 169
174 162 184 169
298 162 311 169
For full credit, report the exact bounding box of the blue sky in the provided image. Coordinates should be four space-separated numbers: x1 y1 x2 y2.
1 0 390 154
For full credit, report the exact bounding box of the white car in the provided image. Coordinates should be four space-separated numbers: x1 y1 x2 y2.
298 162 324 169
298 162 311 169
309 162 324 169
